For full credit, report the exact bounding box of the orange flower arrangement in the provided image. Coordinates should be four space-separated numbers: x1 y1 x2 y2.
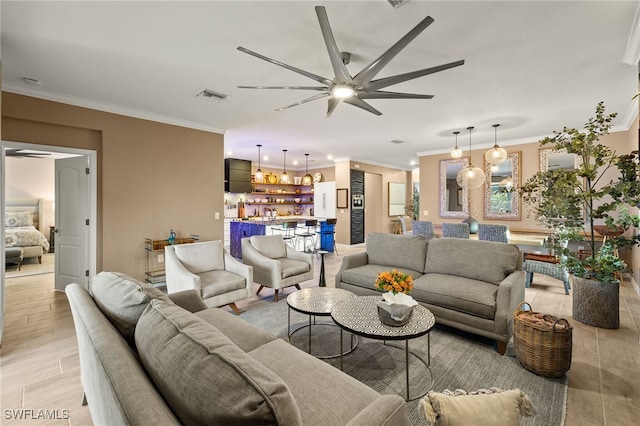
375 269 413 295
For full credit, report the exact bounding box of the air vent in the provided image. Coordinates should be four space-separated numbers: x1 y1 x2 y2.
196 89 228 102
387 0 409 8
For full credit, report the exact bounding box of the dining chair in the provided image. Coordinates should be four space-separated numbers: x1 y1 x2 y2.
398 216 413 235
477 224 509 243
412 220 435 240
441 222 470 238
296 219 318 253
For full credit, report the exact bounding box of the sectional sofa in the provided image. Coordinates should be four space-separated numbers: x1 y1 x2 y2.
67 271 410 425
336 233 525 354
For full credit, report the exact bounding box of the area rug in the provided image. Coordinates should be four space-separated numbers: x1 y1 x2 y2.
240 298 568 426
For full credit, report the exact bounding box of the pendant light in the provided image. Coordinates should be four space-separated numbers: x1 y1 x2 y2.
254 144 264 183
450 131 463 158
301 153 313 185
280 149 290 184
456 126 486 189
484 123 507 165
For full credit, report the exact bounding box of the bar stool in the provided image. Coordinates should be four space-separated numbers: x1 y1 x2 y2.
296 219 318 253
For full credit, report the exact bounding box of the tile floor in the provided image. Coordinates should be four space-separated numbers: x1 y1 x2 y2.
1 243 639 425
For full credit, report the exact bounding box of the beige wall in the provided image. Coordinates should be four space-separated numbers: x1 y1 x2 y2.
419 128 635 231
2 92 224 280
5 156 55 229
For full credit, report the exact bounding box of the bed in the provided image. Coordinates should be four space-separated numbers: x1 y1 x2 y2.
5 198 50 264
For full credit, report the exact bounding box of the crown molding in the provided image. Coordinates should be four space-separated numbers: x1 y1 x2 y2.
2 82 226 135
623 3 640 65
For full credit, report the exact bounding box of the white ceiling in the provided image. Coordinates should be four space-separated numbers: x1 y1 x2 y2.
2 1 639 171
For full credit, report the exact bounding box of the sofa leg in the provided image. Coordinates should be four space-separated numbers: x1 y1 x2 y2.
274 289 279 302
256 285 264 295
81 393 88 406
228 303 241 315
294 284 301 291
38 256 42 264
496 341 507 355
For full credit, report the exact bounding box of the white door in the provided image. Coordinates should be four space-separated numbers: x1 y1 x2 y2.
55 156 90 291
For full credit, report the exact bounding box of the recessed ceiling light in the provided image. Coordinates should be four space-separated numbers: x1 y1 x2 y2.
327 155 333 160
293 160 299 166
22 77 42 87
410 160 417 166
391 139 404 144
226 150 233 156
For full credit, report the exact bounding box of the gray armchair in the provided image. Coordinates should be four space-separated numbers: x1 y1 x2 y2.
165 240 252 314
241 234 314 302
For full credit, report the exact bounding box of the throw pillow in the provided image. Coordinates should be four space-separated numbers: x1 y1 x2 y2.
418 388 536 426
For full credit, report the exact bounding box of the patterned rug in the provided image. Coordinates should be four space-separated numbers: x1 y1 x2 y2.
239 297 568 426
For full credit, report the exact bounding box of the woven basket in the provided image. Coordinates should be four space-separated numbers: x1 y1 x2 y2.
513 302 572 378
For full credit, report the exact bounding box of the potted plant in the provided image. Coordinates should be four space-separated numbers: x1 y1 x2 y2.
520 102 640 328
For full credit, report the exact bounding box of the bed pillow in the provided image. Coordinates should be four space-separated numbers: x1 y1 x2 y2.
5 211 34 227
418 388 536 426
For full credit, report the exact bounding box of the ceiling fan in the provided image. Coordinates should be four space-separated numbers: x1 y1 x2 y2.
5 149 51 158
237 6 465 117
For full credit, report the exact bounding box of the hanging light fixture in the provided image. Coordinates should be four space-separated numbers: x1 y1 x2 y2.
254 144 264 183
302 153 313 185
280 149 290 184
484 123 508 165
456 126 486 189
450 131 463 158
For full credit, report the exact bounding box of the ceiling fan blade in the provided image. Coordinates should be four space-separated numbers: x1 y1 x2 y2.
354 15 435 86
343 98 383 116
315 6 352 84
275 93 330 111
237 46 333 86
366 59 465 91
357 91 434 100
238 85 328 91
326 98 341 117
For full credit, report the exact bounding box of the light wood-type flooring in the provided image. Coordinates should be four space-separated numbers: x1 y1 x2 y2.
1 244 639 425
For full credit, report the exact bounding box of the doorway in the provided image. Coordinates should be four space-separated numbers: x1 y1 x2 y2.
1 141 97 341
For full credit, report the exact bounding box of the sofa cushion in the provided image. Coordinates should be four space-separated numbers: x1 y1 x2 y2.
366 233 429 273
341 264 423 290
250 234 287 259
91 271 168 344
200 270 247 299
279 257 311 278
425 239 519 285
195 308 276 352
135 300 302 425
174 241 225 274
248 338 383 424
413 274 498 319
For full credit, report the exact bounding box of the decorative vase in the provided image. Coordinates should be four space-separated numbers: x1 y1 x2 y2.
168 229 176 245
572 276 619 329
463 216 479 234
376 292 418 326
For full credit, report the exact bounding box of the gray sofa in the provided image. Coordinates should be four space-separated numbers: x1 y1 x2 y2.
67 271 409 425
336 233 525 354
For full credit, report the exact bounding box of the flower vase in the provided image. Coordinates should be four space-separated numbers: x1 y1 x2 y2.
377 292 418 326
463 216 479 234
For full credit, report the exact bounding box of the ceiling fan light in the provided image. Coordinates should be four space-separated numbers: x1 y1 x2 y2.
332 85 355 99
456 165 486 189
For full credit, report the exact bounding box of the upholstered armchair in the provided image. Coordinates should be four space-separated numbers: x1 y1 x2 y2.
241 234 314 302
165 240 252 314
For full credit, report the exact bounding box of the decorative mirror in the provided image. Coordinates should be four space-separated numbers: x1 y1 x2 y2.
540 148 582 172
483 151 521 220
440 158 469 218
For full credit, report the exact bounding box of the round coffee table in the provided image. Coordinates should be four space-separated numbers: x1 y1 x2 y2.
286 287 358 359
331 295 435 401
